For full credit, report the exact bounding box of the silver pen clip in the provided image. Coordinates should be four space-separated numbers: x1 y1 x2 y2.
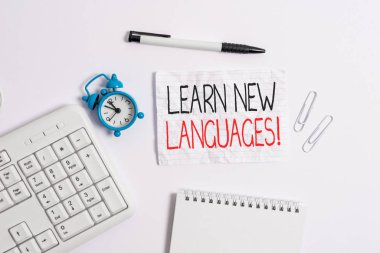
294 91 317 132
302 115 333 153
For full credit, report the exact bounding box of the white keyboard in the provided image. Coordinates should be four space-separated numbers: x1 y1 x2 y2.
0 105 134 253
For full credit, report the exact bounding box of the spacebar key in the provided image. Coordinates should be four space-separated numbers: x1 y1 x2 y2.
55 211 94 241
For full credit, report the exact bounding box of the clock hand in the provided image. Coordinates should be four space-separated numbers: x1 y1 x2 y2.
108 101 122 114
109 101 117 110
109 111 117 120
105 105 116 111
110 102 122 114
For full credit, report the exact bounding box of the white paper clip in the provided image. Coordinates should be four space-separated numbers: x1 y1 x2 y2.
302 115 333 153
294 91 317 132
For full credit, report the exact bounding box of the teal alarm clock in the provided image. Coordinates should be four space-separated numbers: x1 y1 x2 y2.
82 73 144 137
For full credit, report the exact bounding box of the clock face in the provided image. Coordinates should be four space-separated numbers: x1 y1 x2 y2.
99 93 136 128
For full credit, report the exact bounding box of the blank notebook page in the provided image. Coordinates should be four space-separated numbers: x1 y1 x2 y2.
169 190 305 253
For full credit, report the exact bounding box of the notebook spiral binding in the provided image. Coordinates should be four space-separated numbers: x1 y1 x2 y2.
181 189 301 214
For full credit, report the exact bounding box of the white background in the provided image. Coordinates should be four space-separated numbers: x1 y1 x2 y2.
0 0 379 252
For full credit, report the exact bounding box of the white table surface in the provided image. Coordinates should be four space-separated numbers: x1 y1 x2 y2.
1 0 379 252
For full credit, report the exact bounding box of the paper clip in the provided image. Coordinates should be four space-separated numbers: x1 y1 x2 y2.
294 91 317 132
302 115 333 153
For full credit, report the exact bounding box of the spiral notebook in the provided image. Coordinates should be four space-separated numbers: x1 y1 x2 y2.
169 189 305 253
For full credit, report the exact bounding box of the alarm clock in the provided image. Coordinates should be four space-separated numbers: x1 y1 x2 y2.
82 73 144 137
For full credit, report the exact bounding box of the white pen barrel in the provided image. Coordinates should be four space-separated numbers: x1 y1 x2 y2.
140 36 221 52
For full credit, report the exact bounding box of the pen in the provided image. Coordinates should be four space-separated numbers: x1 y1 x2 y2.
128 31 265 54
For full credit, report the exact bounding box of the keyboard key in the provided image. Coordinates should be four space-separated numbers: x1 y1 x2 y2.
79 186 101 207
8 182 30 203
61 154 84 175
45 163 67 184
46 203 69 225
5 247 21 253
18 238 41 253
37 187 59 209
0 180 4 190
35 229 58 251
52 137 75 159
29 132 45 143
57 122 65 129
96 177 127 214
0 190 14 212
79 145 109 182
55 211 94 241
43 126 57 136
0 150 11 167
63 194 85 216
30 132 44 143
0 165 21 187
89 202 110 223
18 155 41 177
68 129 91 151
54 178 76 200
9 222 32 244
28 171 50 193
36 146 58 168
71 170 92 191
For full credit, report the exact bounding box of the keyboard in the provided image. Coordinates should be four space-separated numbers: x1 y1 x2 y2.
0 105 134 253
